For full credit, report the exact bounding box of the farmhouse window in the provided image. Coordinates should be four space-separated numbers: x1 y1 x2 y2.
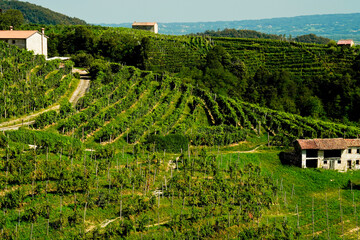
324 160 327 164
357 149 360 154
348 149 352 154
306 149 318 158
12 40 15 44
338 160 341 164
357 160 360 165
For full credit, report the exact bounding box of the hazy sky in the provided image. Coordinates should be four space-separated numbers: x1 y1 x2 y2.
24 0 360 23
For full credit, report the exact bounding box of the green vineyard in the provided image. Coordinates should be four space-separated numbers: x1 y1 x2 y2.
29 64 360 150
0 41 75 122
1 24 360 239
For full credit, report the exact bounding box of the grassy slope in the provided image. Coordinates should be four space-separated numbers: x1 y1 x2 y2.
227 148 360 239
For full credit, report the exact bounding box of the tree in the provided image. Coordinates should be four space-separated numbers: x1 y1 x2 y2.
0 9 24 30
300 95 325 118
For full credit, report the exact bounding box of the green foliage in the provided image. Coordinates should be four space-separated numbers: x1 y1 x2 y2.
238 221 301 239
0 9 24 29
59 100 74 117
197 28 284 40
34 110 58 129
146 134 189 153
71 52 94 68
5 129 83 155
1 188 25 209
0 44 72 121
294 33 331 44
0 0 86 25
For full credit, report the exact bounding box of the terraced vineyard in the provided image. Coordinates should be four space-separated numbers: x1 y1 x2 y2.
34 64 360 149
140 33 358 78
0 41 75 122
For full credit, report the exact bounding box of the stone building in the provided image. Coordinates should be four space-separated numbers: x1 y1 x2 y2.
0 27 48 58
132 22 158 34
295 138 360 171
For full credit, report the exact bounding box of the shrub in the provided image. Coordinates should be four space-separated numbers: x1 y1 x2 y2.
146 134 189 153
34 110 58 129
71 52 94 68
60 100 74 117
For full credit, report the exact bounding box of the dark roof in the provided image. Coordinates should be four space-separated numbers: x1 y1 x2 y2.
296 138 357 150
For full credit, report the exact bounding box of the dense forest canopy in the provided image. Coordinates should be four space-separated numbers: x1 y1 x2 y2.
0 9 24 29
0 0 86 25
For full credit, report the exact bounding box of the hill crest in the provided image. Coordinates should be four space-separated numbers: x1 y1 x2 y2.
0 0 87 25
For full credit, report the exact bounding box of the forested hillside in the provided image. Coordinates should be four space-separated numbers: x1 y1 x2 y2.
0 0 86 25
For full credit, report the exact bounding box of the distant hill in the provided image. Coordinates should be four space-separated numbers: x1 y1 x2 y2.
0 0 86 25
101 13 360 42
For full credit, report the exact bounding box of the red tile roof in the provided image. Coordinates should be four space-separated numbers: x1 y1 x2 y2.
132 22 157 26
296 138 355 150
297 139 318 149
345 139 360 147
0 30 39 39
337 39 354 45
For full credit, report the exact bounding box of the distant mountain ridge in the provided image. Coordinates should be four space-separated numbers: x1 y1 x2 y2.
0 0 86 25
100 13 360 42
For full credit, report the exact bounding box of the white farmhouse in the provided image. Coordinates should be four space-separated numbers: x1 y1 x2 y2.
295 138 360 171
0 27 48 58
132 22 158 34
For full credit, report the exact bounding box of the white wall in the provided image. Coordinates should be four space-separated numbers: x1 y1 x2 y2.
26 33 47 58
344 147 360 170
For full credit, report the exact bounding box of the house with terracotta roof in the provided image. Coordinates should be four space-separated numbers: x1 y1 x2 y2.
294 138 360 171
0 27 48 58
337 39 355 47
132 22 158 34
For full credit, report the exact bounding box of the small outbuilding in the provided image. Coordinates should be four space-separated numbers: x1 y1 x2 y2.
337 39 355 47
132 22 158 34
294 138 360 171
0 27 48 58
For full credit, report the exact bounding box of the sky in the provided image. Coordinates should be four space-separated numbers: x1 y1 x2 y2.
24 0 360 23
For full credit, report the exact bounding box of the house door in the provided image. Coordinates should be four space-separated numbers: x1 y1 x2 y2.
348 160 352 170
329 160 335 170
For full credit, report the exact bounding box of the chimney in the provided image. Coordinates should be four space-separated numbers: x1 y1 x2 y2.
41 28 45 56
10 26 13 31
